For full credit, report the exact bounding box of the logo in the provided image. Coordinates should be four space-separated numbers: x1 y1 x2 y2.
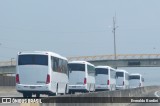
2 98 11 103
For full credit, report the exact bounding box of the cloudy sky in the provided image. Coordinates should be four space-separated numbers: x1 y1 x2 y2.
0 0 160 60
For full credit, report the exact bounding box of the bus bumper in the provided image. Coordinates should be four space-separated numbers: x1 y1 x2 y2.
16 84 50 92
95 85 110 91
68 85 88 93
116 86 125 90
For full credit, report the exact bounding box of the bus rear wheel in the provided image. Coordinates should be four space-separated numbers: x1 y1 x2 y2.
69 90 75 94
23 93 32 98
36 94 40 98
23 93 27 98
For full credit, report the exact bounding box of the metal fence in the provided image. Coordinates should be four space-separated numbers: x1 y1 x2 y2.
0 76 15 86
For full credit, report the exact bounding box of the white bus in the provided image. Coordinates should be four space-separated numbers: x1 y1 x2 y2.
116 69 129 90
129 73 144 88
16 51 69 97
68 61 95 93
95 66 116 91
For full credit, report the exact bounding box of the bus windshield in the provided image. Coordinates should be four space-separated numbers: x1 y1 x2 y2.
68 64 85 71
95 68 108 75
116 72 124 77
129 76 140 80
18 55 48 66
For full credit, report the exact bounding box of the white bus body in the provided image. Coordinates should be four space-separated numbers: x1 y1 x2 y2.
16 51 68 97
68 61 95 93
129 73 144 88
95 66 116 91
116 69 129 90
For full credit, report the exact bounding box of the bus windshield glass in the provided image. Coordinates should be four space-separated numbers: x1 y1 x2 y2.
95 68 108 75
129 76 140 80
68 64 85 71
18 55 48 66
116 72 124 77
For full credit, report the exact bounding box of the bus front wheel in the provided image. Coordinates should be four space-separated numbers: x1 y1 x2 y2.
36 94 40 98
23 93 32 98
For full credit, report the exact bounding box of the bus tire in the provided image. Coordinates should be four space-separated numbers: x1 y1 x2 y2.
72 91 75 94
28 93 32 98
69 90 74 94
68 90 71 94
23 93 32 98
69 90 75 94
23 93 27 98
36 94 40 98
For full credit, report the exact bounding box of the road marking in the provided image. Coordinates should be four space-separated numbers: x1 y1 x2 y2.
154 90 160 97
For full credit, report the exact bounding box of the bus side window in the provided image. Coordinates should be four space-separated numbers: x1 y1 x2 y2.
61 60 67 74
111 69 116 79
58 59 62 72
61 60 64 73
64 60 68 75
53 57 59 72
110 69 113 78
68 64 71 73
125 73 129 80
115 71 116 79
87 65 95 76
51 56 54 72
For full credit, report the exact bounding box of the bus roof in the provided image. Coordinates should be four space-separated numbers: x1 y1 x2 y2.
95 66 116 70
68 61 94 66
18 51 67 60
130 73 142 76
116 69 128 73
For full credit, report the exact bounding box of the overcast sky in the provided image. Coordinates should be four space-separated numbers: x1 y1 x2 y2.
0 0 160 61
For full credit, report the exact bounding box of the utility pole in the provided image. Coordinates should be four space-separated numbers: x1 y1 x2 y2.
11 58 15 66
112 15 118 68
